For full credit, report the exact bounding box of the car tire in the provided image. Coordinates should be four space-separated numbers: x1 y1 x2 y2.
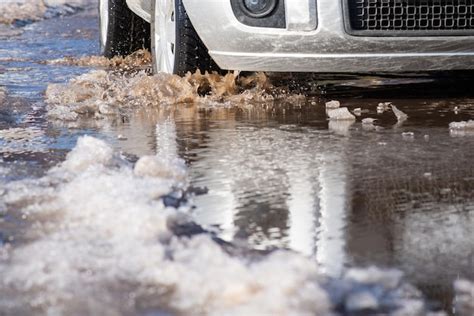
99 0 151 58
151 0 220 75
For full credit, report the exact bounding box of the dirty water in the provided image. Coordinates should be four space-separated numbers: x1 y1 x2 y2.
0 1 473 315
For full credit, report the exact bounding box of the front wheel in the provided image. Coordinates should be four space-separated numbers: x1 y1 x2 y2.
151 0 220 75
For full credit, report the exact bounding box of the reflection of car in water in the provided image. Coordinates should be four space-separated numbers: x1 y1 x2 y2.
99 0 474 75
111 105 473 310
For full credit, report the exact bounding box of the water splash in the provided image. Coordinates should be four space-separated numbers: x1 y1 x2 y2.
45 69 276 121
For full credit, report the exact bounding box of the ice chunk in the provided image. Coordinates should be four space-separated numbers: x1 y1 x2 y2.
345 290 379 312
377 102 392 114
346 267 403 289
449 120 474 130
454 280 474 316
391 105 408 122
327 107 356 121
449 120 474 136
325 100 340 109
362 118 377 125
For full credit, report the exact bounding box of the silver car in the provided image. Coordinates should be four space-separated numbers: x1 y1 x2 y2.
99 0 474 75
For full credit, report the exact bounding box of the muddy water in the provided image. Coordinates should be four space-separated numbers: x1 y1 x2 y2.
0 1 473 315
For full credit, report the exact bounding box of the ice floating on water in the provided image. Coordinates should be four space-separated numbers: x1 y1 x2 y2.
391 105 409 122
449 120 474 131
449 120 474 137
327 107 356 121
325 100 340 109
377 102 392 114
362 118 377 125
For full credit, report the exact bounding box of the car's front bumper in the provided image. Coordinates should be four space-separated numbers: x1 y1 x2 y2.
182 0 474 73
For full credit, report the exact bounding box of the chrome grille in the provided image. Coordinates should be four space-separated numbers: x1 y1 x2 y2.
348 0 474 33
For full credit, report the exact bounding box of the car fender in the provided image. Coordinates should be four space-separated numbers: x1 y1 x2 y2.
126 0 152 23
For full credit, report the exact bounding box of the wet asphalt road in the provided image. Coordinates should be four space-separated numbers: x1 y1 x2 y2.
0 2 473 315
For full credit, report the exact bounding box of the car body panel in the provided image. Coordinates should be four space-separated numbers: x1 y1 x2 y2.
130 0 474 72
126 0 152 22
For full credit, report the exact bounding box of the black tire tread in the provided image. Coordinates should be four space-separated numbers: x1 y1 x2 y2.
174 0 221 75
102 0 151 58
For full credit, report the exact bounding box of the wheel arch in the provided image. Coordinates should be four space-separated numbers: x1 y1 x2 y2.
126 0 152 23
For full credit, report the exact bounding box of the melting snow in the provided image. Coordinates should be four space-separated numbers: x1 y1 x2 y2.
0 132 451 315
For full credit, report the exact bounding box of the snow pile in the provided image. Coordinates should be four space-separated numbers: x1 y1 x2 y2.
0 134 447 315
0 135 330 315
45 70 274 121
